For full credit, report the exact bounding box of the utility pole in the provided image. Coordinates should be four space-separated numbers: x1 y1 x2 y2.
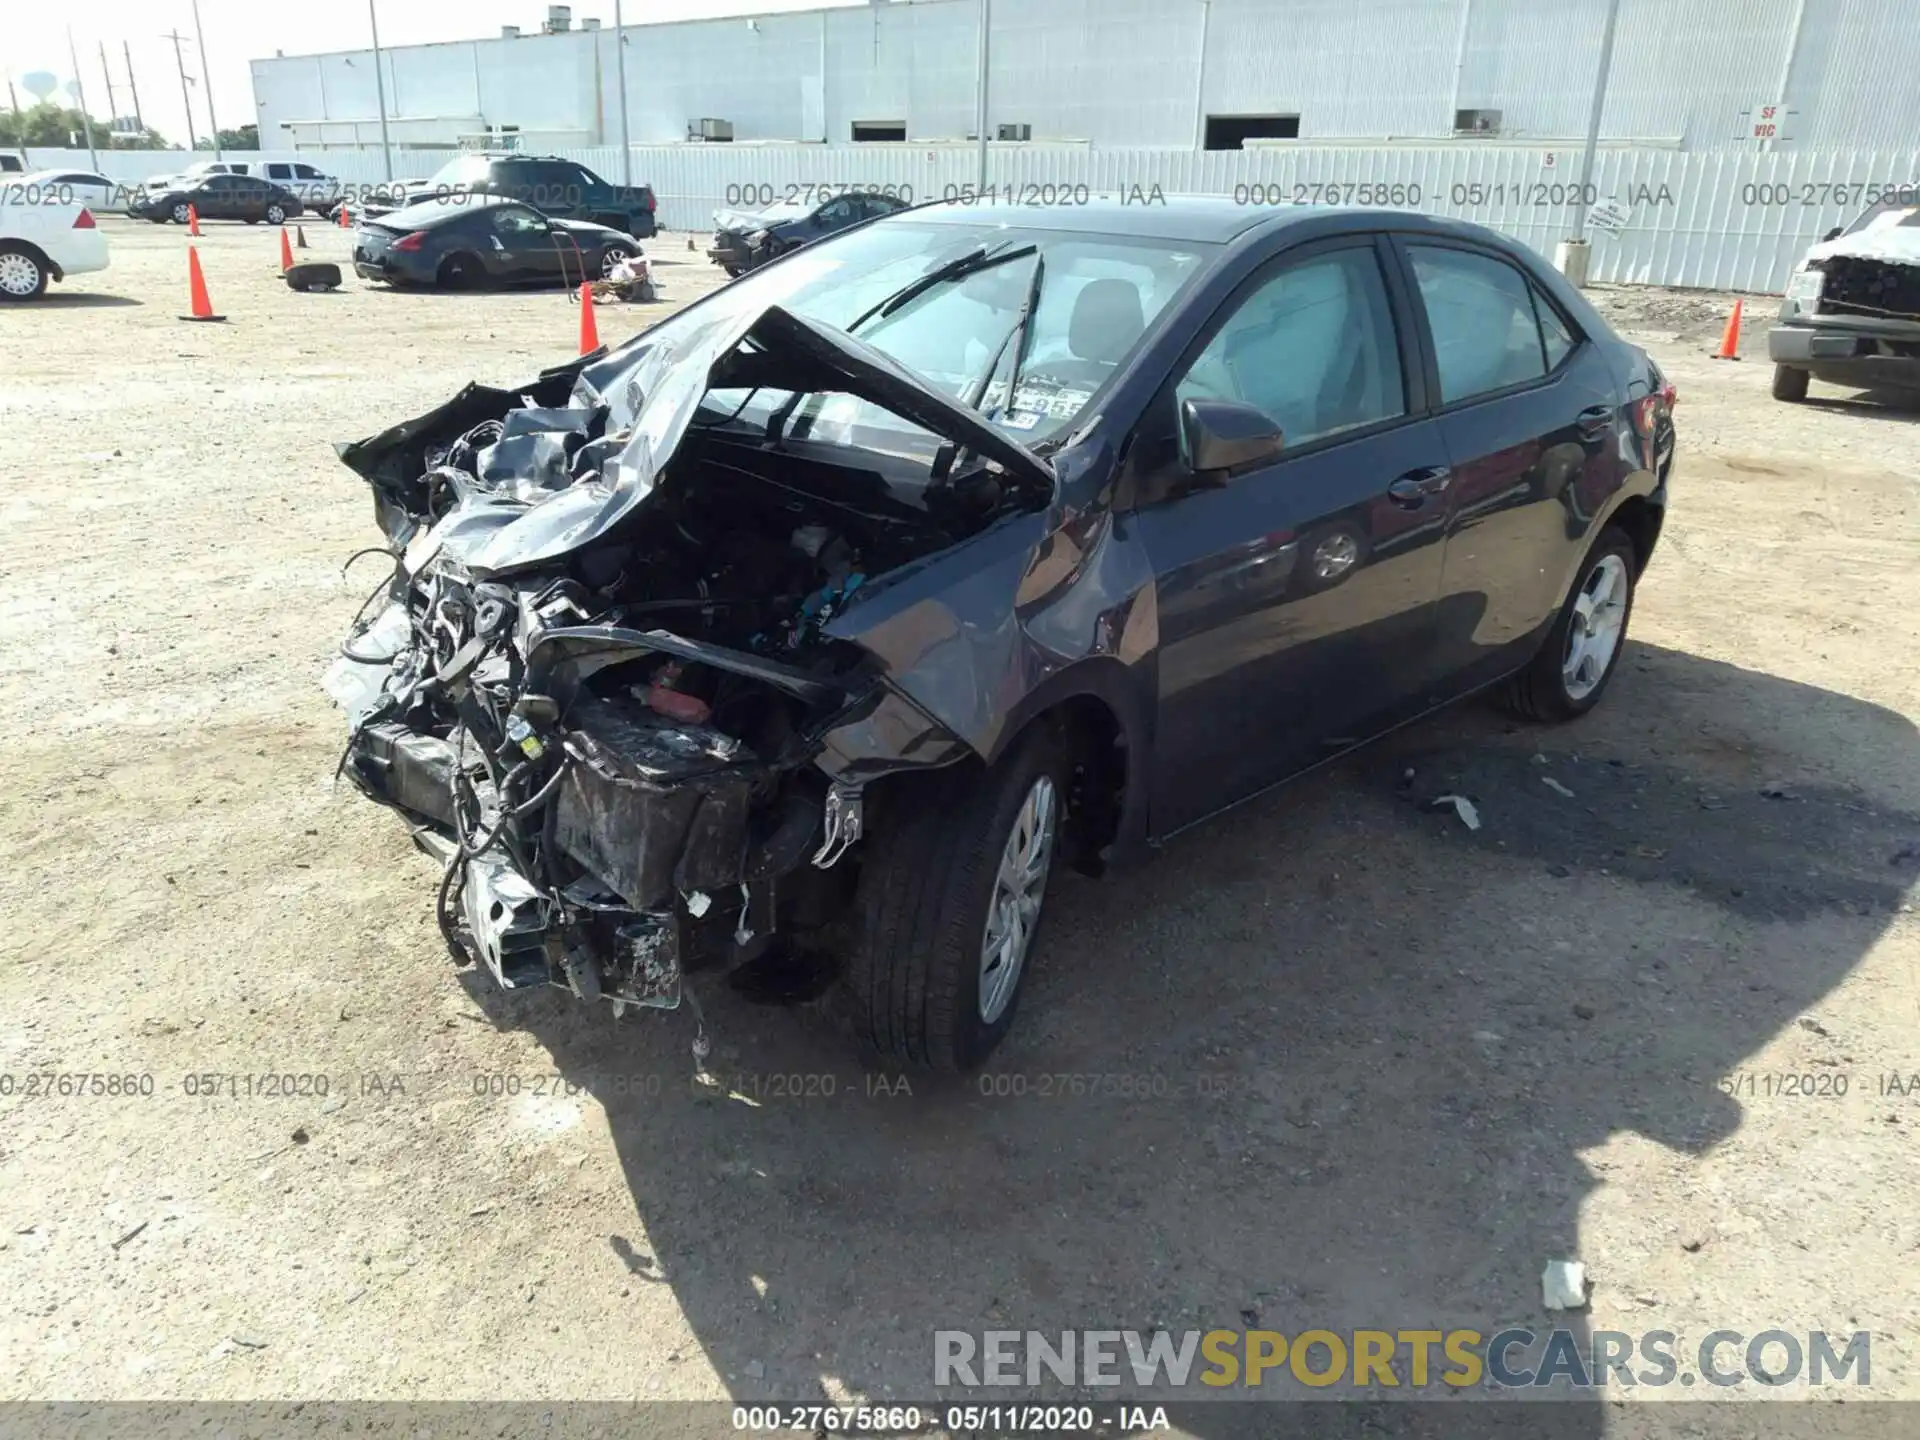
1569 0 1621 244
164 29 199 151
6 79 26 167
974 0 991 190
125 41 146 139
99 42 119 140
66 28 101 170
368 0 394 180
614 0 632 185
190 0 221 156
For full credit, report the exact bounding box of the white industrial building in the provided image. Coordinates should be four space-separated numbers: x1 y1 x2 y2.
250 0 1919 155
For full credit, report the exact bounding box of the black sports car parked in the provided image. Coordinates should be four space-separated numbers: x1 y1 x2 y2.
709 191 909 276
129 173 302 226
418 154 658 239
328 199 1675 1072
352 195 641 290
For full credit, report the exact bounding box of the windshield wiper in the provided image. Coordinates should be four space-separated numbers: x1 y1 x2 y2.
964 252 1046 415
844 241 1040 336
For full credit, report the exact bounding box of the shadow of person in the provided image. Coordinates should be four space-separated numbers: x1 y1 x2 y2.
465 641 1915 1434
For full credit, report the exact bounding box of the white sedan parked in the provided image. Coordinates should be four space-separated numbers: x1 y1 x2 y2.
13 168 124 211
0 197 110 300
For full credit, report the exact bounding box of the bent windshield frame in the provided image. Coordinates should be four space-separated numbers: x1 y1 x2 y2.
675 218 1215 450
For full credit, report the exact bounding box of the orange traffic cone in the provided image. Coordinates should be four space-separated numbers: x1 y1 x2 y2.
578 282 600 354
180 246 226 322
187 203 201 237
338 203 350 229
279 227 294 273
1712 298 1744 360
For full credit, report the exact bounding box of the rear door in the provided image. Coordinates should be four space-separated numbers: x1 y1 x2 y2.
1123 236 1453 833
1391 240 1627 695
197 176 242 219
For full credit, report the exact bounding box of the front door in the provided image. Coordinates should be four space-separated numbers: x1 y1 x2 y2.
1123 238 1453 834
489 205 561 285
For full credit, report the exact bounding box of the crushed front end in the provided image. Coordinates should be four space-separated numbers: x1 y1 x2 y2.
322 303 1050 1022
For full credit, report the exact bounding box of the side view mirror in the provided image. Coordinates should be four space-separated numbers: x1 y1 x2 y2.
1179 396 1284 481
1822 226 1843 242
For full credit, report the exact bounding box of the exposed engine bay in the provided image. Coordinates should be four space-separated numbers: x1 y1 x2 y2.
324 303 1054 1026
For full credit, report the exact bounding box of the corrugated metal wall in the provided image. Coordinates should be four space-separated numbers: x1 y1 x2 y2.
247 0 1920 153
26 141 1917 293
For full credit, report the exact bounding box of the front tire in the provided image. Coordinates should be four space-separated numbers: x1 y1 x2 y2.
843 730 1070 1072
599 244 634 279
1772 364 1810 402
0 244 50 301
171 202 191 225
1496 527 1637 722
265 203 288 225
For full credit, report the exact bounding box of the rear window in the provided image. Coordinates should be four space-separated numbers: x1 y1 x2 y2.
426 156 494 192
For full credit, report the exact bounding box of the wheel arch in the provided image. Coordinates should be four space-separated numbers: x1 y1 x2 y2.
1607 493 1665 576
0 238 57 282
983 660 1152 874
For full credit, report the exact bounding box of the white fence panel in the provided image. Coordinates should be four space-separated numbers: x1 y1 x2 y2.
20 142 1917 291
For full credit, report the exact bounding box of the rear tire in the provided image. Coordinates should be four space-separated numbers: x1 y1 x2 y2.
436 253 483 290
0 243 50 301
1771 364 1810 402
1495 526 1637 722
841 729 1071 1072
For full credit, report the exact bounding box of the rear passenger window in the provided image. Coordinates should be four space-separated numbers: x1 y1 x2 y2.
1407 246 1551 404
1176 247 1406 449
1535 291 1576 370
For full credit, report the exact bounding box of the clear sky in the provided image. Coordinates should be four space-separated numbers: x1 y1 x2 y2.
7 0 868 148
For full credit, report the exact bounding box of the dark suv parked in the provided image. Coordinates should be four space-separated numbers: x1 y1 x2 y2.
423 154 657 239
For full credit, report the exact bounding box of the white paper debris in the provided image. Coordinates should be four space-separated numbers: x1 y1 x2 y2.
1542 1259 1589 1310
684 890 712 918
1432 794 1481 831
1542 777 1576 798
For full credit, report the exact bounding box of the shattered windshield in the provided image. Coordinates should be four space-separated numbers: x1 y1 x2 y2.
1844 203 1920 237
681 220 1212 447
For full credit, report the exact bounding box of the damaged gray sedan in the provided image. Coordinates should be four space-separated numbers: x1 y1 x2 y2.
327 200 1669 1070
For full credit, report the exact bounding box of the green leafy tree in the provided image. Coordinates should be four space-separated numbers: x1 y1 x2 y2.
215 123 259 150
0 102 171 151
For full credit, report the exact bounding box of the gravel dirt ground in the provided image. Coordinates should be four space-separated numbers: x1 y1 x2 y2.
1 217 1917 1433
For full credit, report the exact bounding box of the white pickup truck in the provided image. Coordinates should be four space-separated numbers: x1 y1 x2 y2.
0 195 110 299
258 159 342 211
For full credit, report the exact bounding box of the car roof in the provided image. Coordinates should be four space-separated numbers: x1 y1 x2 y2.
387 193 517 226
909 196 1278 243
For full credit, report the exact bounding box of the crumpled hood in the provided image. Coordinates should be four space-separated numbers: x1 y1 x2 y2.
713 207 806 235
338 301 1054 579
1805 210 1920 266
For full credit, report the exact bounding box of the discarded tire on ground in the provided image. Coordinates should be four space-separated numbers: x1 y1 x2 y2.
285 262 342 293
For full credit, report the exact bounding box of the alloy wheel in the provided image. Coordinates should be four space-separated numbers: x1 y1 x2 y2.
1563 553 1629 701
978 775 1058 1024
0 252 41 297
